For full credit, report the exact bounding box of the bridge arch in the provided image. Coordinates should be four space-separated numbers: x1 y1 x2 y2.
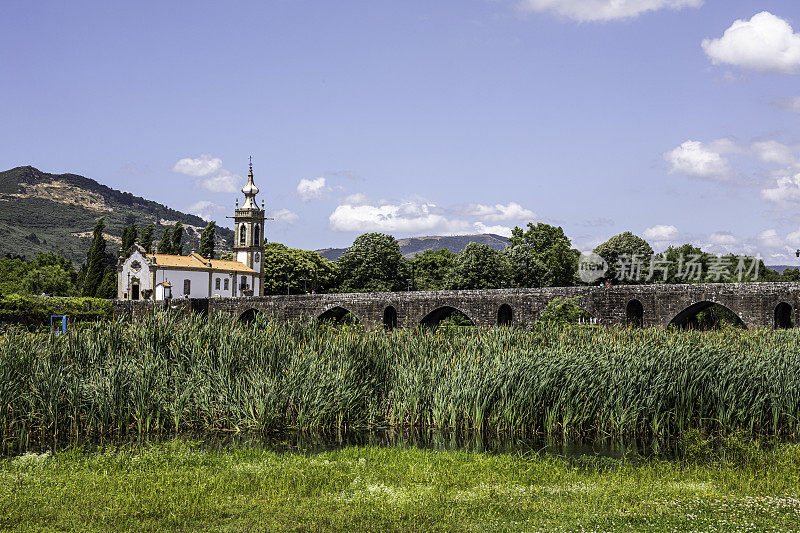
238 308 260 324
669 301 747 330
774 302 794 329
535 297 598 325
383 305 398 331
420 306 475 329
497 304 513 326
318 305 359 325
626 299 644 327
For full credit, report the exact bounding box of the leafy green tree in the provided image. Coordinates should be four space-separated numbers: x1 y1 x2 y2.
783 267 800 282
82 218 107 297
199 221 216 259
21 265 75 296
593 232 654 284
538 297 592 324
408 249 455 291
120 224 138 256
171 221 184 255
262 242 338 295
657 245 775 284
446 242 512 290
0 257 30 295
157 227 173 254
338 233 403 293
506 244 548 287
219 251 234 261
95 265 118 299
139 225 155 253
508 223 579 287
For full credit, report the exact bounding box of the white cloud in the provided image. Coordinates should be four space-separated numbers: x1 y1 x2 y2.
466 202 536 222
708 232 738 245
187 200 224 221
761 173 800 205
343 192 371 206
519 0 702 22
751 141 798 166
172 154 223 177
200 170 241 193
643 224 679 241
473 222 513 237
664 140 731 180
702 12 800 74
172 154 242 193
786 228 800 248
269 208 300 225
758 229 783 248
329 202 470 234
297 177 330 201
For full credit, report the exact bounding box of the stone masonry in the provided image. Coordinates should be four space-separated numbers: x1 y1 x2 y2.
113 282 800 329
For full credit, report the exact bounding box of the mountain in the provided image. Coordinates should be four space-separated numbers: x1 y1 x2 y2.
316 233 509 261
0 166 233 265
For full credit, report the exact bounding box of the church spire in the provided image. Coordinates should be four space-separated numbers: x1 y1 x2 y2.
241 156 259 209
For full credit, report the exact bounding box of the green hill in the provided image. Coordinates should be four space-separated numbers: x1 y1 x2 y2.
0 166 233 265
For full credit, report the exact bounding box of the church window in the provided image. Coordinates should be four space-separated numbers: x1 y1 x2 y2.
253 225 260 246
224 278 229 290
239 225 247 246
215 278 220 290
184 279 191 295
254 252 260 262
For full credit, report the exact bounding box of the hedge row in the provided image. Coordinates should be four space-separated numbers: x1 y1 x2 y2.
0 295 112 329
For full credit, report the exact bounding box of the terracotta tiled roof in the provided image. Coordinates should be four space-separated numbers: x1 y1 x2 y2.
209 259 258 273
150 253 257 274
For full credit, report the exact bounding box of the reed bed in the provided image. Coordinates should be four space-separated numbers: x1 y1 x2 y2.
2 312 800 447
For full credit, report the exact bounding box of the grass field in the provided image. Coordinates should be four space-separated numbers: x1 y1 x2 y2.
1 437 799 532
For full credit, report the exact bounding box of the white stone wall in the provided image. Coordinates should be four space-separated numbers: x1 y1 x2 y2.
154 269 210 299
119 250 153 300
211 273 234 298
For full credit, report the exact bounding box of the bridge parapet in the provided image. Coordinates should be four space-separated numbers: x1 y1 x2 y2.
112 282 800 330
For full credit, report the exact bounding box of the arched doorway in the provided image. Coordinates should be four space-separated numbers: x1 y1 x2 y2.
383 306 398 331
318 306 359 325
669 301 747 330
774 302 793 329
497 304 513 326
626 299 644 327
420 306 475 329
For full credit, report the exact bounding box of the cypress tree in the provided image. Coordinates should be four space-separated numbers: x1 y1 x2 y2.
171 221 184 255
95 265 118 299
121 224 138 256
199 221 216 259
157 227 173 254
82 218 107 297
139 225 155 253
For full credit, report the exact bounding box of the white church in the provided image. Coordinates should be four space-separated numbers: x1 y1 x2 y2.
117 162 266 300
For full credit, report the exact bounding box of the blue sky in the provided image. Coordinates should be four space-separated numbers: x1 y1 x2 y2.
2 1 800 261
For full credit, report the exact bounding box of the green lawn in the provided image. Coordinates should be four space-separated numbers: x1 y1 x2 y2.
1 439 799 532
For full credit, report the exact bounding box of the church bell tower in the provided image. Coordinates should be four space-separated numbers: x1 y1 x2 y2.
233 158 266 295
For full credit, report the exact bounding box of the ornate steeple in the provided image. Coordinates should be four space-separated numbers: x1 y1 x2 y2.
241 157 259 209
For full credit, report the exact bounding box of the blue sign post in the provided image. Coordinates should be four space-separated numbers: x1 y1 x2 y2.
50 315 67 335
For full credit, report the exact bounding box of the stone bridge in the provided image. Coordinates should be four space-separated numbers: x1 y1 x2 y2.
115 282 800 329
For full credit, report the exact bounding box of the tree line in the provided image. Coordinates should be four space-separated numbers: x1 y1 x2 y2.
2 218 799 299
262 223 797 295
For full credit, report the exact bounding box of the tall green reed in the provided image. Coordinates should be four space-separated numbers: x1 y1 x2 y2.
1 311 800 449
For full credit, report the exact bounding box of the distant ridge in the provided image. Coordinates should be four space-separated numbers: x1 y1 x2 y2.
0 166 233 264
316 233 509 261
